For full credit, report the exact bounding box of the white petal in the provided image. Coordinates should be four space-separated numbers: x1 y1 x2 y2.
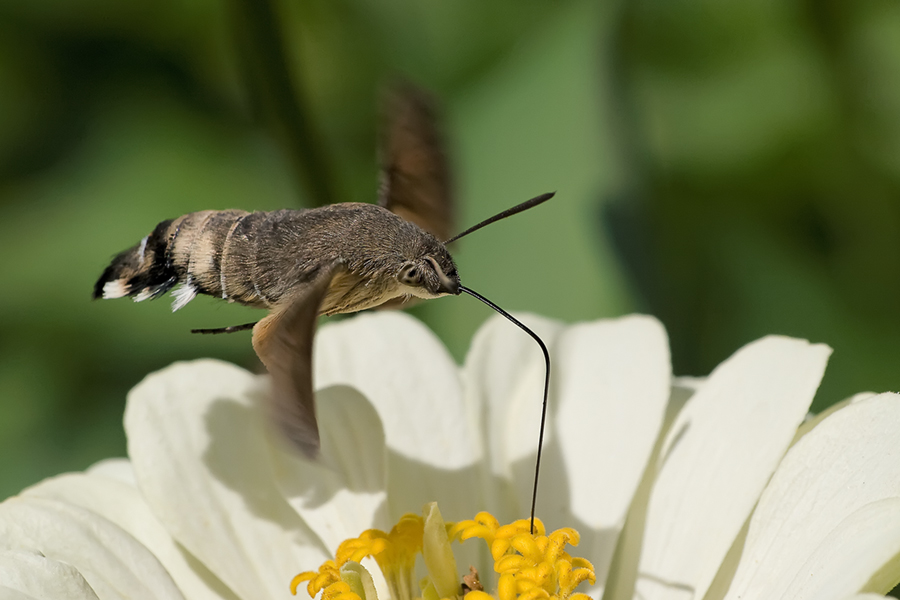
548 316 670 589
629 336 831 600
23 472 236 600
603 381 697 600
776 500 900 599
124 359 328 600
724 393 900 600
86 458 136 486
462 312 564 519
271 385 389 552
0 548 99 600
0 496 183 600
314 313 480 520
0 587 35 600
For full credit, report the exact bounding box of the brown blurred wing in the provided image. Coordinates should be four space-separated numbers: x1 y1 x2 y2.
251 263 339 457
377 83 453 242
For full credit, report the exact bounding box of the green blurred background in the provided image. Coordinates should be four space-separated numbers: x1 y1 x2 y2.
1 0 899 505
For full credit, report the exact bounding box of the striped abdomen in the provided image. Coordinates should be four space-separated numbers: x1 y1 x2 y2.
93 210 301 311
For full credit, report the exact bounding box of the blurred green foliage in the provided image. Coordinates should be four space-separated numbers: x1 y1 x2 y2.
0 0 899 516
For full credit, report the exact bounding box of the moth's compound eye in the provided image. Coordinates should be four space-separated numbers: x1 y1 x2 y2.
400 266 421 285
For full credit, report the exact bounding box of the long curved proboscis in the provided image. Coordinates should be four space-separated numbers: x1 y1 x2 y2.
459 285 550 535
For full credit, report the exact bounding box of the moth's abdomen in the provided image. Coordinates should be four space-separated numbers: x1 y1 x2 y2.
93 209 276 310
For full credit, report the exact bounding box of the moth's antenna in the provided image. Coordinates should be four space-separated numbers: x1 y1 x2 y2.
459 285 549 535
444 192 554 244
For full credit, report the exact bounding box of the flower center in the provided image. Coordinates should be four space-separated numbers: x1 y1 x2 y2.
291 503 595 600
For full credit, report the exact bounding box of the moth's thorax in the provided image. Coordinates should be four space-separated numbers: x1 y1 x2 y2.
308 204 459 312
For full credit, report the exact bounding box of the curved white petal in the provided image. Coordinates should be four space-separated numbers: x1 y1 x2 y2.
0 548 99 600
271 385 389 552
630 336 831 600
777 499 900 599
0 496 183 600
724 393 900 600
462 312 564 519
549 316 670 589
314 313 480 520
125 359 327 600
0 587 36 600
86 458 136 486
23 472 236 600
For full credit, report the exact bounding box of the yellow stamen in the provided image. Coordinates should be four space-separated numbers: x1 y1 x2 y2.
292 560 363 600
292 507 595 600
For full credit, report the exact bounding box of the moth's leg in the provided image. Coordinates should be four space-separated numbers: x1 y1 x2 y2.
191 322 259 335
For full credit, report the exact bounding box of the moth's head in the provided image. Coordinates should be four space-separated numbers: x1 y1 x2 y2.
396 238 459 299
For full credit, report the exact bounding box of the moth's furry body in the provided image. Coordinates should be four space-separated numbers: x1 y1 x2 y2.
93 203 459 316
94 82 553 531
93 84 556 461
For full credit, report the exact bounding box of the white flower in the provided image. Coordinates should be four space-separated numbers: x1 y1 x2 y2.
1 312 899 600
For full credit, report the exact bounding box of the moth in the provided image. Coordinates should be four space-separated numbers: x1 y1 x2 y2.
94 86 552 526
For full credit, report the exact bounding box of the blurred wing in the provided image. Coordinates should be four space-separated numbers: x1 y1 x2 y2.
251 263 339 457
377 83 453 242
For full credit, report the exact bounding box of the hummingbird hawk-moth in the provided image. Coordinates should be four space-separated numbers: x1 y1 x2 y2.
93 85 552 481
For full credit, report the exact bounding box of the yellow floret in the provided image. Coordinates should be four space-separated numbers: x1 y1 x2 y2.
292 507 595 600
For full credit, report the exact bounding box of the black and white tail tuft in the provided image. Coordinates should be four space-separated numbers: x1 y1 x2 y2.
92 219 178 303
